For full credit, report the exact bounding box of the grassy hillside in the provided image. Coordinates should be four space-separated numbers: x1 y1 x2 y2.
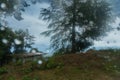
0 50 120 80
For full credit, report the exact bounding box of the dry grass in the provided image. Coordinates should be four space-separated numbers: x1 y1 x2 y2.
0 50 120 80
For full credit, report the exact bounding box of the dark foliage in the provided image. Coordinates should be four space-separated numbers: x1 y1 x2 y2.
0 25 35 66
40 0 112 53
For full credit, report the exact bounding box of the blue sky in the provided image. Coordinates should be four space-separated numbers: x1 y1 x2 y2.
4 1 120 53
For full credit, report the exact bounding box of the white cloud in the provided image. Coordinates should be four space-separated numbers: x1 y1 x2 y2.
4 2 120 52
5 2 50 52
94 17 120 49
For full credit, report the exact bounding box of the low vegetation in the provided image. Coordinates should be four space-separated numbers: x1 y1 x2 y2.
0 49 120 80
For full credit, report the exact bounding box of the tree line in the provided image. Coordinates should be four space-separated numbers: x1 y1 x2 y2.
0 0 113 54
0 0 113 57
0 24 34 66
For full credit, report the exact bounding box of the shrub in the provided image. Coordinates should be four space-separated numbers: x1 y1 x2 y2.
21 68 33 74
30 61 38 70
32 76 40 80
39 57 64 70
104 62 120 73
22 76 32 80
8 76 16 80
14 60 23 66
22 75 40 80
0 67 8 75
0 76 4 79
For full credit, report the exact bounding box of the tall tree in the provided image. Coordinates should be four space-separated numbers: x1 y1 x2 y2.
0 25 15 66
41 0 112 53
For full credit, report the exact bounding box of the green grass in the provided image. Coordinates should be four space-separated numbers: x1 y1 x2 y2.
0 50 120 80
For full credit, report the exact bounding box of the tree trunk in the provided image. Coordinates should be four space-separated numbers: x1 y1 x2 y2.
71 0 76 53
71 24 76 53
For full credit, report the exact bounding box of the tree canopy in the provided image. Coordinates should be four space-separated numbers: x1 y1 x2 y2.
0 24 35 66
41 0 112 53
0 0 42 20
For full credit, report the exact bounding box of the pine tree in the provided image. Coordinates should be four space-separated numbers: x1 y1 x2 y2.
41 0 112 53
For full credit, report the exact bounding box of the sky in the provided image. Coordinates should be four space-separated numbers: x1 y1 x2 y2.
93 17 120 49
6 2 51 53
4 1 120 53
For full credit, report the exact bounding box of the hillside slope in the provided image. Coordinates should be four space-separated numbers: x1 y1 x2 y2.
0 50 120 80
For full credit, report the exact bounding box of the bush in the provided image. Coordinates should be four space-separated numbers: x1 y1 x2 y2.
30 61 38 70
32 76 40 80
0 76 4 79
14 60 23 66
39 57 64 70
0 67 8 75
8 76 16 80
21 68 33 74
22 76 32 80
22 75 40 80
104 62 120 73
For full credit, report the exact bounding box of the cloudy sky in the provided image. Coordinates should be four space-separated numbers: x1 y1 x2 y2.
6 2 51 53
4 1 120 53
94 17 120 49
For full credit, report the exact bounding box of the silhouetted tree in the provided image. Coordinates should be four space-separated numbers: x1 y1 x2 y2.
0 25 15 66
0 25 35 66
41 0 112 53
